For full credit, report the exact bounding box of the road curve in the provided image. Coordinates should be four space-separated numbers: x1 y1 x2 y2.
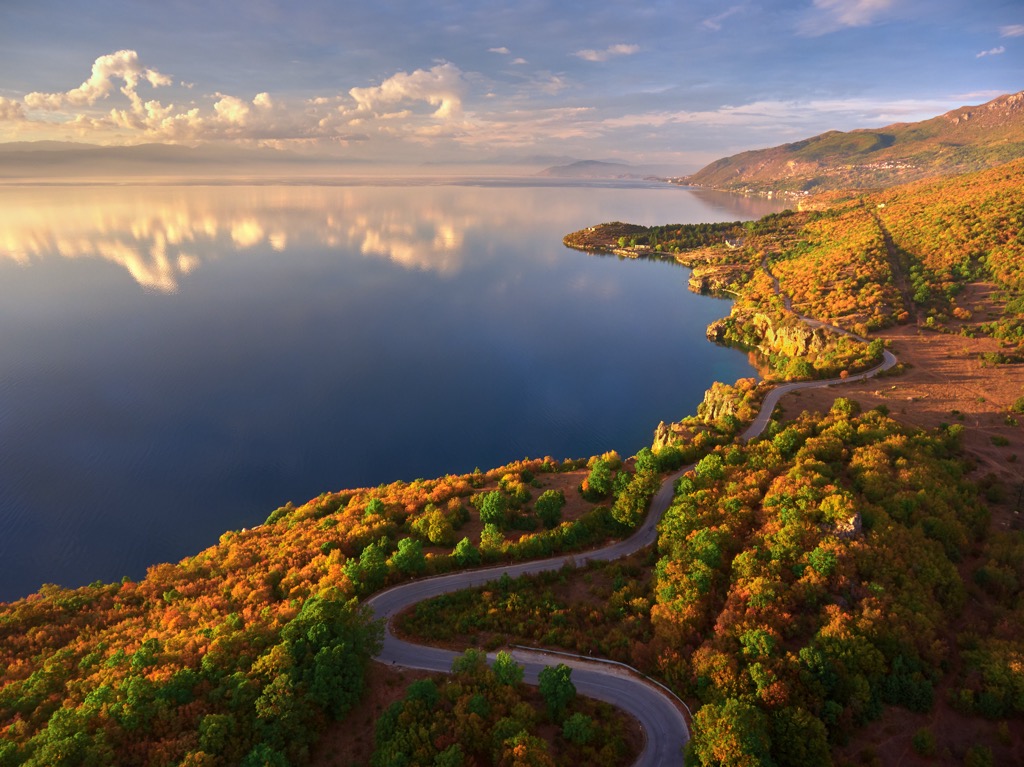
366 277 899 766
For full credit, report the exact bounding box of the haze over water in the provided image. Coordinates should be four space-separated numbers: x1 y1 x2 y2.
0 180 786 601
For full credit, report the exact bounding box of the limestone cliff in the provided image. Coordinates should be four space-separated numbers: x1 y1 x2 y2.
707 309 831 360
688 265 746 296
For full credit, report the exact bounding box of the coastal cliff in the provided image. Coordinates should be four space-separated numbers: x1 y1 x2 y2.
707 309 831 360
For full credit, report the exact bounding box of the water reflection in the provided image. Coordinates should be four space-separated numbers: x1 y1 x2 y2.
0 182 789 293
0 185 480 291
0 181 789 600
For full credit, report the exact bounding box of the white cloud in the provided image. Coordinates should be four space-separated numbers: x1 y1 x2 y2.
213 95 251 125
348 63 464 119
800 0 894 35
595 94 982 137
702 6 744 31
0 96 25 121
1000 24 1024 37
573 43 640 62
488 46 510 54
512 57 528 65
976 46 1005 58
24 50 171 111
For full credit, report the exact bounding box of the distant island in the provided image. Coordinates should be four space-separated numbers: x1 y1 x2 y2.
536 159 684 179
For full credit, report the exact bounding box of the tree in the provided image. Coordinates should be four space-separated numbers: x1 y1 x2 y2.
280 593 384 721
452 537 481 567
534 490 565 529
389 538 426 575
770 707 830 767
434 744 466 767
497 731 555 767
538 664 575 720
452 649 488 676
478 491 510 527
493 651 524 686
582 459 613 498
561 712 594 745
345 537 389 594
480 524 505 555
690 698 772 767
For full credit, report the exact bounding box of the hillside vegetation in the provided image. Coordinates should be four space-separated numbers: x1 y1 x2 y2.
681 91 1024 196
3 157 1024 767
0 456 665 767
399 401 1012 765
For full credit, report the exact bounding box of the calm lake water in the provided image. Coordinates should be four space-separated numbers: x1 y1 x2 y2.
0 180 785 600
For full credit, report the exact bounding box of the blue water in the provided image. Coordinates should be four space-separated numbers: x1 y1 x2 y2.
0 180 785 600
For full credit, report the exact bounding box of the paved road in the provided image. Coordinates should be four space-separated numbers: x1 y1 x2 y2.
366 461 692 766
366 271 899 766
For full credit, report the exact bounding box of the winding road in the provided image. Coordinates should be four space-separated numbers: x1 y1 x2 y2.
366 260 899 766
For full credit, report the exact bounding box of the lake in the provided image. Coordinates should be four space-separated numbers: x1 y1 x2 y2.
0 179 786 601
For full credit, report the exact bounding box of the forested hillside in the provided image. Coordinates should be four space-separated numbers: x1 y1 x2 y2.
3 157 1024 767
0 457 657 766
401 402 1020 765
682 91 1024 196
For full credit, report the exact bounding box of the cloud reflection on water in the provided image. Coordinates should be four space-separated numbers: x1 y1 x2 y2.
0 184 480 291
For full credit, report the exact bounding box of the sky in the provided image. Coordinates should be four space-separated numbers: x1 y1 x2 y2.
0 0 1021 169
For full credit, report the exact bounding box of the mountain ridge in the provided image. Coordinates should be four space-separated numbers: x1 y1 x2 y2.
682 90 1024 195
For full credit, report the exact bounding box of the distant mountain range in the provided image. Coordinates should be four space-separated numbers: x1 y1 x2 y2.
0 142 369 179
536 160 685 179
0 142 690 180
683 90 1024 195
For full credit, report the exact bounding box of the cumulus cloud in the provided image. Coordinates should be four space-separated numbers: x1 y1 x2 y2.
0 96 26 121
3 51 478 147
976 46 1005 57
1000 24 1024 37
573 43 640 62
488 46 510 54
800 0 894 35
213 95 252 125
348 63 464 119
24 50 171 111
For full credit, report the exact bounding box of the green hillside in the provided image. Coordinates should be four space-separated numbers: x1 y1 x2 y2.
685 91 1024 195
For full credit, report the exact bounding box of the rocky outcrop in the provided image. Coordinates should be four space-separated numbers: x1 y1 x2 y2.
707 310 832 360
695 378 759 424
688 265 745 296
653 420 679 452
832 512 863 540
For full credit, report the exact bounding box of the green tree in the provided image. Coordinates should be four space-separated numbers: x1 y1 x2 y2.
538 664 575 720
280 592 384 721
561 712 595 745
770 707 830 767
345 537 389 594
478 491 510 527
534 490 566 529
583 459 613 498
241 744 289 767
434 744 466 767
493 651 524 686
480 524 505 555
452 537 481 567
693 453 724 483
389 538 426 575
